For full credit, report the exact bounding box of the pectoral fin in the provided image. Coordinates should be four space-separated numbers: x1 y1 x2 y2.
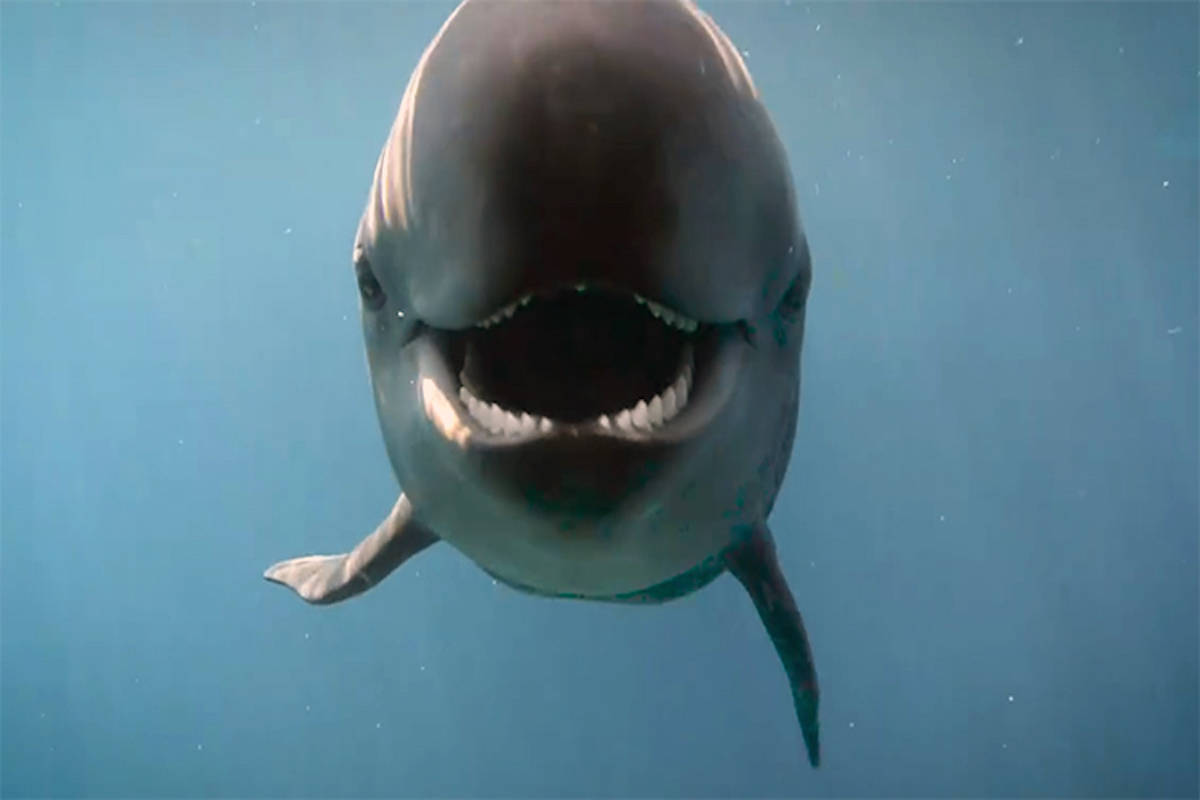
724 522 821 767
263 493 438 605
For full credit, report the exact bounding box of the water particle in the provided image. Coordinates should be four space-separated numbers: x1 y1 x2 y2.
305 705 311 712
1008 695 1015 702
815 23 821 31
284 227 292 235
1015 36 1024 46
848 721 855 728
376 722 382 729
197 743 203 751
1162 180 1170 188
397 310 406 318
304 632 310 640
939 514 946 522
1167 326 1182 335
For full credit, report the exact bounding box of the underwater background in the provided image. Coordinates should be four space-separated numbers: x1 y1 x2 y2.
2 1 1197 797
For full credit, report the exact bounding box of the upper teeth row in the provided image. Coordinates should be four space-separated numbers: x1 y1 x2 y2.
473 287 700 333
634 294 699 332
457 346 694 437
476 294 533 328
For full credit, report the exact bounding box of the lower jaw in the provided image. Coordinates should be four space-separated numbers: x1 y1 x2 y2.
414 327 748 449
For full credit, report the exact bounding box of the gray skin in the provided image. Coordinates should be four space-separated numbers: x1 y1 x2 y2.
264 0 819 767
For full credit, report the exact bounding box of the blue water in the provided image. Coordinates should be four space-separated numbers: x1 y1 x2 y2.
3 1 1196 796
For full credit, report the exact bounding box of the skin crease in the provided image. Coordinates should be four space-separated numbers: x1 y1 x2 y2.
265 0 821 769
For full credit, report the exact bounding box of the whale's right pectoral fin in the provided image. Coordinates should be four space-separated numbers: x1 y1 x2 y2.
263 493 439 605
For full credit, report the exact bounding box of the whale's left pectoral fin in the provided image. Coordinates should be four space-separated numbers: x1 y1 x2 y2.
724 522 821 768
263 493 438 605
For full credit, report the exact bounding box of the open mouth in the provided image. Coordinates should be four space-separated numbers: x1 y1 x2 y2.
419 284 739 442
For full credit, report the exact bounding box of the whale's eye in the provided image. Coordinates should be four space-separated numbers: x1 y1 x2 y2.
355 254 386 311
777 271 808 324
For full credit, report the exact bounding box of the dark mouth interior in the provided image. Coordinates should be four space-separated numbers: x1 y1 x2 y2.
457 289 692 423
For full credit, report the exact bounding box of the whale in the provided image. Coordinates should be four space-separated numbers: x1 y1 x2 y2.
264 0 821 767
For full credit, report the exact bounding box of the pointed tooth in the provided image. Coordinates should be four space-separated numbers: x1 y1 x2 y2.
662 387 678 419
504 410 521 436
648 395 664 426
634 294 646 305
488 403 504 432
459 386 470 405
674 375 689 408
538 416 553 433
519 294 532 306
597 414 611 429
631 400 650 430
615 409 633 431
520 412 535 435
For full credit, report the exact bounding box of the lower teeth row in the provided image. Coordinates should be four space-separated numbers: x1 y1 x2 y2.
458 349 694 436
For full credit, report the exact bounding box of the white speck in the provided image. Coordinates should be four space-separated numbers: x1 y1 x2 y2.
177 439 184 445
197 743 203 751
1094 137 1101 145
284 227 292 235
305 704 311 712
1118 46 1124 55
415 570 420 578
254 116 262 126
741 49 750 58
835 73 841 81
1049 147 1060 160
1002 742 1008 750
342 314 348 321
40 711 46 719
845 149 851 159
1167 326 1182 335
1008 694 1014 702
788 245 795 254
304 632 310 640
492 579 498 586
1015 36 1024 46
951 157 958 165
1007 287 1013 294
420 665 426 672
945 174 952 181
813 182 820 196
938 514 946 522
1075 325 1081 332
1162 180 1170 188
809 560 815 568
815 23 821 32
16 201 22 209
848 721 855 728
887 138 894 145
375 722 382 729
171 191 178 199
397 310 405 318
